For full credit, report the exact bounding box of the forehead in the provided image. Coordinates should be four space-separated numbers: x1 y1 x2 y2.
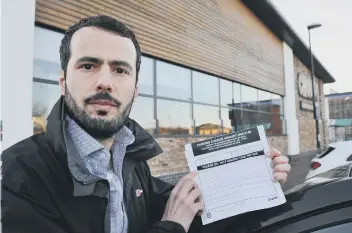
69 27 137 65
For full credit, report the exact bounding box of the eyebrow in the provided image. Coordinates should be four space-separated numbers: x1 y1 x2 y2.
75 56 132 71
109 60 132 71
75 56 103 66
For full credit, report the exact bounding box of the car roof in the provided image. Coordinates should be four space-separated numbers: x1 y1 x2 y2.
252 176 352 231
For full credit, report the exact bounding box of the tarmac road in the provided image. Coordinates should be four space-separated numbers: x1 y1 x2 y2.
282 151 317 191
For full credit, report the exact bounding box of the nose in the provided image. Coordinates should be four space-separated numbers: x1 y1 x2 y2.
94 67 113 93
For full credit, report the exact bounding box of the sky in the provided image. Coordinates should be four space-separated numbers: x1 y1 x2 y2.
271 0 352 94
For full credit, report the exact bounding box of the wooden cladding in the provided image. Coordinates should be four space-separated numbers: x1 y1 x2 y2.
35 0 285 95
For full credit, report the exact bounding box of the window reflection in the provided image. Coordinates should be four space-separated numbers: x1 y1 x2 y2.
194 104 221 135
33 58 60 81
242 110 262 129
156 61 191 100
221 108 234 134
272 94 283 115
271 115 284 135
220 79 232 107
130 96 155 135
233 83 241 107
157 99 192 135
258 90 272 112
32 82 61 134
138 56 154 95
193 71 219 105
241 85 258 110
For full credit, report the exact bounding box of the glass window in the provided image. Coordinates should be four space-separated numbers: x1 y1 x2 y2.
221 108 233 134
32 82 61 134
233 83 242 108
260 113 282 135
242 110 262 129
241 85 258 110
220 79 232 107
258 90 272 112
232 108 245 131
138 56 154 95
157 99 192 136
271 94 283 115
194 104 221 135
192 71 219 105
129 96 155 135
226 108 245 132
34 27 63 64
156 61 191 100
33 58 61 82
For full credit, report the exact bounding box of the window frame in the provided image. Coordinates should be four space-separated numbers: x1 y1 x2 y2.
31 50 285 138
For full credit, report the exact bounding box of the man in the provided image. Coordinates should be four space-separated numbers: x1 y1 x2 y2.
1 15 291 233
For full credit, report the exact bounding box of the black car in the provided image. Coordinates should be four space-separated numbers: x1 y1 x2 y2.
247 162 352 233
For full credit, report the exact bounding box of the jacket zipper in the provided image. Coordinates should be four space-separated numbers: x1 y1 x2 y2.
123 172 134 232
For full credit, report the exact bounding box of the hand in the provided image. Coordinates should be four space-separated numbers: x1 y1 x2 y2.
161 172 204 232
268 148 291 185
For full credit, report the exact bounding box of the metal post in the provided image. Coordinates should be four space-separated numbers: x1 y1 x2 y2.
308 30 321 154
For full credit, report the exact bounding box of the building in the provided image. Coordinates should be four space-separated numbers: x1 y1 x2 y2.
1 0 335 178
326 92 352 142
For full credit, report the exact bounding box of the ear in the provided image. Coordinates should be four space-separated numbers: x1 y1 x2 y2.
59 70 65 96
133 86 139 102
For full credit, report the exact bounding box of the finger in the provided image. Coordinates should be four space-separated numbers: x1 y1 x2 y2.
272 156 289 166
273 172 288 185
192 202 205 215
178 179 198 200
173 179 198 208
187 186 202 203
267 148 281 158
274 163 291 173
197 210 204 216
171 172 196 199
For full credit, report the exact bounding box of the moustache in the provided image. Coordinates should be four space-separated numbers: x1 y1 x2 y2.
84 92 121 107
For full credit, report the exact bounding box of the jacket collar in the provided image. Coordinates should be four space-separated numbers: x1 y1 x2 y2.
46 96 163 162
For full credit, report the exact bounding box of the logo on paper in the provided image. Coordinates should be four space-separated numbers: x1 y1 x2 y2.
207 212 212 218
135 189 143 197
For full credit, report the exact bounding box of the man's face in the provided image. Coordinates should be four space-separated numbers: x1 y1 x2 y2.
59 27 138 139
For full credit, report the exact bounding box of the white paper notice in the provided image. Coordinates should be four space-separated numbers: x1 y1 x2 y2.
185 125 286 225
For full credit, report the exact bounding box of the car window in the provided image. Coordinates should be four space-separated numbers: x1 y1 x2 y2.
310 221 352 232
347 154 352 161
316 165 350 179
317 146 335 158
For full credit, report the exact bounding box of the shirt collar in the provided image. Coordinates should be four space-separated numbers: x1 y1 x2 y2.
66 116 104 158
66 115 136 157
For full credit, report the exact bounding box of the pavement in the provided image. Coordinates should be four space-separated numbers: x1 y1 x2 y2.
282 151 317 191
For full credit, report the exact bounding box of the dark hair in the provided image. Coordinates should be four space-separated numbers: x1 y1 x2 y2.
59 15 141 82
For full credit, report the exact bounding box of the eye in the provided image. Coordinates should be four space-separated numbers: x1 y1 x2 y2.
79 64 95 71
115 68 129 75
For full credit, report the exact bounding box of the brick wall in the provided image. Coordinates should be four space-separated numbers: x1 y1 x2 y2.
148 135 288 177
293 56 328 152
149 137 206 176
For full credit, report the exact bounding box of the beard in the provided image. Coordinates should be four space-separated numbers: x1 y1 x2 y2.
64 84 134 140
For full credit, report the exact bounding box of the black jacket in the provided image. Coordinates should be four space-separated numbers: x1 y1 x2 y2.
1 97 203 233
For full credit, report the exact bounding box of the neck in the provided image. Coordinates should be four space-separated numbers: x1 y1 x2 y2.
98 135 116 150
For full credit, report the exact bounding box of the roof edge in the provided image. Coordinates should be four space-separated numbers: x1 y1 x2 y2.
242 0 335 84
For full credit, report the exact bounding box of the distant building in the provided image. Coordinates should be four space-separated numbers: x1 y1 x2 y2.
326 92 352 142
